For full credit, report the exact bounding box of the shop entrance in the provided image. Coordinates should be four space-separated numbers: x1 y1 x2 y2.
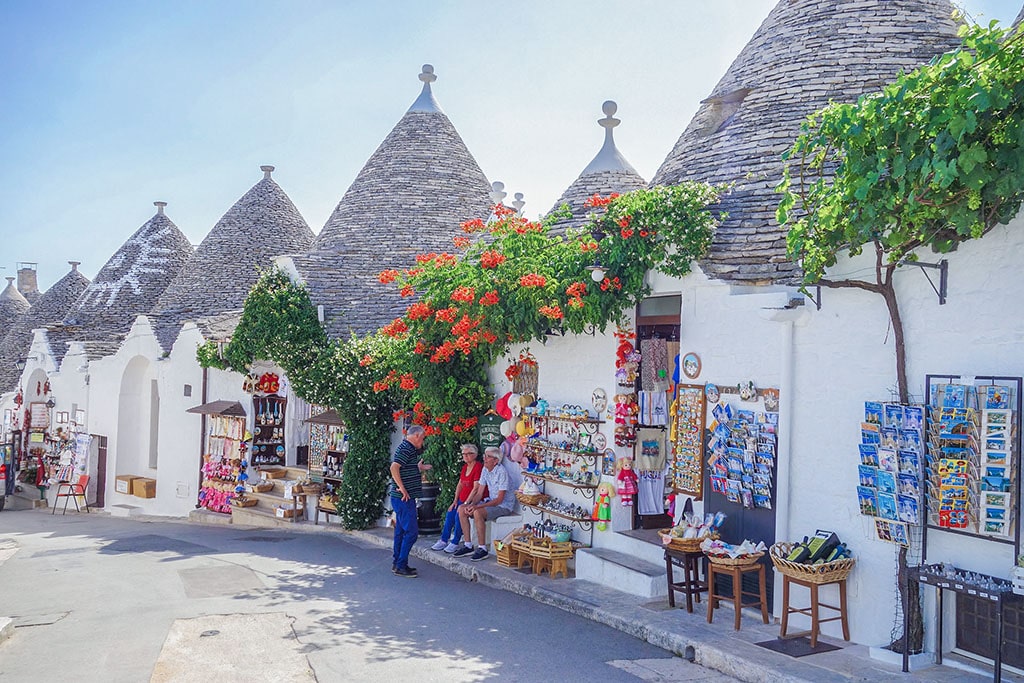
633 295 680 530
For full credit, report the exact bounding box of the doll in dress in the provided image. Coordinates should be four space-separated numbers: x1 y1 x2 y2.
616 456 639 506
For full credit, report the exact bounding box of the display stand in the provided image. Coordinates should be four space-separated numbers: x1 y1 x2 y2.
908 375 1024 680
664 546 707 612
669 384 705 499
304 407 345 524
252 395 287 466
521 412 603 546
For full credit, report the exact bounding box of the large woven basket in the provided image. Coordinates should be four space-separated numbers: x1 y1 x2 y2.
250 482 274 493
659 529 719 552
706 551 764 567
516 491 551 506
770 542 856 584
231 496 258 508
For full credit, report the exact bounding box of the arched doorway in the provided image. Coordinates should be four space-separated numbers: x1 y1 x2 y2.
116 356 159 480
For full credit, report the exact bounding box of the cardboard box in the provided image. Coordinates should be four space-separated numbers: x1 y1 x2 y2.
115 475 140 494
132 477 157 498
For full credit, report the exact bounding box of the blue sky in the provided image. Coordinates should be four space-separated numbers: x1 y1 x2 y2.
1 0 1020 291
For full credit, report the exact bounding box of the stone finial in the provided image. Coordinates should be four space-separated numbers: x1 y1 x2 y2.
489 181 507 205
599 101 621 130
68 261 80 271
5 277 13 286
512 193 526 214
261 165 275 179
581 100 638 176
154 201 167 214
408 63 443 113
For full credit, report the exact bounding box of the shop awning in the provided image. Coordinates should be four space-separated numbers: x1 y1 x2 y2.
186 400 247 417
303 408 344 427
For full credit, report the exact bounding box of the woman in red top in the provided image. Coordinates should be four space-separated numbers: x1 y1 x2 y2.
431 444 484 553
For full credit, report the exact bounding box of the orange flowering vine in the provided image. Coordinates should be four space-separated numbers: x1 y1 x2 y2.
359 354 374 366
381 318 409 337
479 290 500 306
406 301 433 320
434 307 458 323
538 304 564 319
399 373 419 391
479 250 506 269
518 273 547 288
451 286 476 302
399 285 415 297
378 269 400 284
453 236 471 249
460 217 485 233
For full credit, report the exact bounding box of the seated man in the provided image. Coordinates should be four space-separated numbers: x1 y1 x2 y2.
453 446 515 561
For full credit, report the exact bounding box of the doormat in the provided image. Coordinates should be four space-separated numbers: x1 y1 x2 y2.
755 637 841 658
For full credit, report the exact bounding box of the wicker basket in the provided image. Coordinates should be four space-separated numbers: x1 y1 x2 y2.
706 551 765 567
250 482 274 493
770 542 856 584
302 483 323 495
516 491 551 506
260 468 286 480
232 496 258 508
659 529 719 552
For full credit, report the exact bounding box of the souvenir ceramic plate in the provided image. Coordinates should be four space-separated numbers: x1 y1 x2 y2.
510 401 523 417
592 388 608 413
592 432 607 451
705 383 720 404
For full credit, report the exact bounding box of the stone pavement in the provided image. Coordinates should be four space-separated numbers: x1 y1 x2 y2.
339 524 1019 683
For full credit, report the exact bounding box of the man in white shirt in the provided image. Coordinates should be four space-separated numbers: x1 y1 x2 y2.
453 446 514 561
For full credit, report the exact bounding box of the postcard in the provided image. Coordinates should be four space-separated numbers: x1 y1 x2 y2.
898 451 920 475
899 429 922 453
897 494 919 524
890 522 909 546
753 494 772 510
859 443 880 467
878 448 898 473
982 385 1011 410
877 492 898 521
741 489 754 509
983 408 1010 426
874 518 893 541
984 450 1007 465
985 437 1007 452
876 470 897 494
984 520 1007 535
865 401 884 425
897 473 920 497
984 491 1010 507
986 465 1007 479
985 506 1006 521
857 486 878 516
942 384 967 409
903 406 924 431
885 403 905 429
880 427 899 449
939 509 970 529
858 465 878 488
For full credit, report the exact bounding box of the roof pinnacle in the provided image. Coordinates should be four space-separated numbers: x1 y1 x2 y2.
154 201 167 215
581 100 638 176
408 63 443 114
261 165 275 179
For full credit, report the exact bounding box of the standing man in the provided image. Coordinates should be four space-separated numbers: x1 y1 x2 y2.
453 446 514 561
390 425 431 577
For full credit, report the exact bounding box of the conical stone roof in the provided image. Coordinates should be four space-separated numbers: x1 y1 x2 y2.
0 277 30 333
1014 6 1023 30
46 202 194 364
651 0 963 285
301 64 492 339
547 101 647 236
0 263 90 392
151 166 314 351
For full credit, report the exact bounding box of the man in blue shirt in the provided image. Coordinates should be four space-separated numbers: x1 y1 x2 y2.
389 425 431 577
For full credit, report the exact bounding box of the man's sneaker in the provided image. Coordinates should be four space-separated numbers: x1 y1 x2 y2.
452 545 474 557
394 566 418 577
470 547 489 562
430 540 448 551
443 543 460 554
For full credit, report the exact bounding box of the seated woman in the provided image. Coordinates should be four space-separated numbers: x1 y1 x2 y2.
453 446 515 561
431 443 484 553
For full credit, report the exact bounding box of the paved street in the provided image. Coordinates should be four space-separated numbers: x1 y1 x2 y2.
0 510 736 682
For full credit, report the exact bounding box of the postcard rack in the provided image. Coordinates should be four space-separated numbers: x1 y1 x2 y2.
920 374 1022 558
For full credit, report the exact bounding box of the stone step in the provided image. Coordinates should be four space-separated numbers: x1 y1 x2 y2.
6 488 47 510
575 547 667 599
109 504 142 518
231 503 310 528
188 508 233 526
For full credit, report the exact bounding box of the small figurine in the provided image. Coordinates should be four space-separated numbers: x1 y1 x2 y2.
616 456 639 506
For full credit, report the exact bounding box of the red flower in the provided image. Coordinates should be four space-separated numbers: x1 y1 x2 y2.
539 304 564 319
405 267 425 277
493 203 516 218
482 330 498 344
583 193 619 208
359 354 374 366
392 410 406 421
435 307 458 323
381 318 409 337
451 314 481 337
413 341 429 355
399 285 415 297
453 236 471 249
518 273 547 288
568 297 584 309
430 342 456 364
639 230 648 237
480 250 506 269
505 364 522 380
436 412 452 424
460 218 486 233
416 252 438 264
406 301 433 320
373 380 390 392
579 241 599 253
435 253 458 268
618 215 632 228
566 281 587 298
620 227 634 239
399 374 419 391
378 269 400 284
479 290 500 306
451 286 476 302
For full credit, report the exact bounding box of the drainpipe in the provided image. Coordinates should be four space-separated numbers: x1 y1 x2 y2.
759 302 809 616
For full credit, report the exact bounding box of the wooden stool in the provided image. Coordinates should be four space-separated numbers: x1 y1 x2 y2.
780 574 850 647
532 556 551 575
664 548 707 612
707 561 769 631
549 557 569 579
